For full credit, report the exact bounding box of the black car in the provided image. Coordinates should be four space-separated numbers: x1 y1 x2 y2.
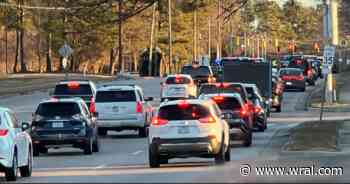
288 58 316 86
199 82 249 104
181 65 216 86
30 98 99 156
52 80 97 113
279 68 306 92
242 83 268 131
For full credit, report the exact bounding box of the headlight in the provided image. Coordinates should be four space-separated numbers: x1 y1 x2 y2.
33 115 43 122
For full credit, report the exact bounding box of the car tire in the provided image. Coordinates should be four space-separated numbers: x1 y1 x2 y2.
243 129 252 147
257 121 266 132
5 152 18 181
276 105 281 112
33 145 40 157
224 139 231 162
20 148 32 177
138 127 148 138
84 138 93 155
39 147 48 154
98 128 107 136
215 141 225 164
92 136 100 153
149 143 160 168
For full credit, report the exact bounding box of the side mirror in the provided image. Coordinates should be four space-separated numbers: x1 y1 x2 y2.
145 97 154 101
92 112 99 118
21 122 30 131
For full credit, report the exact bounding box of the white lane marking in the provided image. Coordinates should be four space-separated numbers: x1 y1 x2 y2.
131 150 144 156
96 164 106 169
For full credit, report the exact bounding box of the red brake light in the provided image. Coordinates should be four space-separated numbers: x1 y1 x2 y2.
67 81 80 89
0 129 8 136
50 97 59 102
307 69 312 77
199 116 216 124
254 106 262 113
297 75 304 80
136 101 143 113
215 83 230 88
178 100 190 109
240 106 248 117
213 96 224 102
151 116 168 125
89 97 96 113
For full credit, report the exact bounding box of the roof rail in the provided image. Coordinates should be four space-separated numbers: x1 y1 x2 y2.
101 84 137 88
59 79 91 82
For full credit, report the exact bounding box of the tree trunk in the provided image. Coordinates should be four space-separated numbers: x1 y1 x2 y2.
109 48 115 75
14 30 20 73
46 33 52 72
19 0 27 73
117 0 123 74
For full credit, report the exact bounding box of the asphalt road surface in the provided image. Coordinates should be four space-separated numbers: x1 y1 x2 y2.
1 77 349 183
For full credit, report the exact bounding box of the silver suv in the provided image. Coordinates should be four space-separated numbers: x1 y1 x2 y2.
95 84 154 137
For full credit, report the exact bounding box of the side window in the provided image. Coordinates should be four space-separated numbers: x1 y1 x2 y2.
80 102 90 116
5 111 19 128
136 90 144 101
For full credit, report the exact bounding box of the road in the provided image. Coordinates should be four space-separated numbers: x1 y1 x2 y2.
1 77 349 183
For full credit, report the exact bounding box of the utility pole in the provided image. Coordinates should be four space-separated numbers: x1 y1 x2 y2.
193 0 198 61
118 0 124 74
168 0 172 74
208 18 211 60
148 2 157 76
217 0 222 60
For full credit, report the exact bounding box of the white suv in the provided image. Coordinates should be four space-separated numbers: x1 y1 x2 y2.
148 99 230 167
160 74 197 102
95 84 154 137
0 107 33 181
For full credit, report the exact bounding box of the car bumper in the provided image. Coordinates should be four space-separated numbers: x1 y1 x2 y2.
32 134 90 147
0 158 11 170
98 119 145 129
151 136 221 156
284 80 305 89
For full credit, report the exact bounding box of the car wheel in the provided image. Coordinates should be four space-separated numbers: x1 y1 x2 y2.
98 128 107 136
84 138 93 155
149 143 160 168
257 121 266 132
39 147 48 154
243 129 252 147
224 139 231 162
5 152 18 181
20 148 32 177
92 136 100 153
33 145 40 157
215 141 225 164
276 105 282 112
138 127 148 138
159 158 168 164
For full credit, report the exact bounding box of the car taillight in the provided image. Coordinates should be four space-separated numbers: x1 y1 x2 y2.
199 116 216 124
151 116 168 125
178 100 190 109
136 101 143 113
0 129 8 136
254 106 262 113
240 107 248 117
213 96 224 103
282 76 291 80
67 81 80 89
297 75 304 80
307 69 312 77
89 97 96 113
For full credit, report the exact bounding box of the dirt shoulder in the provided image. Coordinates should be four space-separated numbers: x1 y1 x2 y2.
283 120 342 152
0 73 116 97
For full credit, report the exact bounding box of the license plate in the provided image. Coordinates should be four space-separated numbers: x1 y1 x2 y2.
177 127 190 134
286 82 292 85
52 122 64 128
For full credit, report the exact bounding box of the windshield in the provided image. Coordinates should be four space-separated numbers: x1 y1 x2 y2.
54 84 93 96
36 102 81 117
96 91 136 102
158 104 210 121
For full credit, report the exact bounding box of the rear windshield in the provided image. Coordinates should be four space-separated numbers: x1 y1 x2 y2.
158 104 210 120
213 97 242 110
280 69 302 76
165 77 191 85
245 87 254 96
199 85 243 96
181 66 211 77
54 84 92 96
36 102 81 117
96 90 136 102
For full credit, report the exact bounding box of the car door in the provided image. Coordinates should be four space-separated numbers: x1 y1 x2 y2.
136 89 150 124
5 111 27 167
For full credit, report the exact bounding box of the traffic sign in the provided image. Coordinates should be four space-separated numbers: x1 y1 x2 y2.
323 45 335 66
62 57 68 69
59 43 73 58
